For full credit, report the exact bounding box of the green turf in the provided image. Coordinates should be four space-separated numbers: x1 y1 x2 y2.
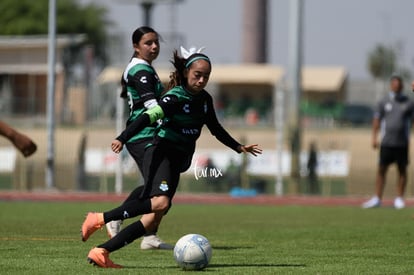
0 201 414 274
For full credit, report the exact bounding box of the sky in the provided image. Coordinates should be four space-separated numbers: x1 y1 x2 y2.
81 0 414 80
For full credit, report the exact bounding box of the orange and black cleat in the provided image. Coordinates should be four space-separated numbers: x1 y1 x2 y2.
81 212 104 242
87 247 122 268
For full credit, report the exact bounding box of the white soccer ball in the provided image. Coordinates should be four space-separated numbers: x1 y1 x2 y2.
173 234 212 270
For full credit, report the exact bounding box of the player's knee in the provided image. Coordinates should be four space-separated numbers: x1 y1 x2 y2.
151 196 170 212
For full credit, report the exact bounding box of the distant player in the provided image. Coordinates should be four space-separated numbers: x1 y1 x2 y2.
362 75 414 209
80 49 262 268
0 120 37 157
105 26 171 250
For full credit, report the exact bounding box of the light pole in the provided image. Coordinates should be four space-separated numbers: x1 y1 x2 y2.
287 0 304 194
46 0 56 189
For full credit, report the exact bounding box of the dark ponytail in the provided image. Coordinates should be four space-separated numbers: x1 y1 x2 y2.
120 75 127 98
167 50 186 91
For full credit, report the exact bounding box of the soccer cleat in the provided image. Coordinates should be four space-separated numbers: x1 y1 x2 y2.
106 220 122 239
140 234 174 250
362 196 381 209
394 197 405 209
87 247 122 268
81 212 104 242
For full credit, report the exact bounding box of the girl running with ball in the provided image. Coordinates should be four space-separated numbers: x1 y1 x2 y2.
81 48 262 268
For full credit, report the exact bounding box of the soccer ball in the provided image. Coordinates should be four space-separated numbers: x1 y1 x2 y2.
173 234 212 270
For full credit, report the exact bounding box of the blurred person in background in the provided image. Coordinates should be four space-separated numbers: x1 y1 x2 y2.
0 120 36 157
307 142 319 194
362 75 414 209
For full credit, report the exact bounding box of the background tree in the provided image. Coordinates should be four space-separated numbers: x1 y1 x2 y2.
0 0 109 64
367 44 396 81
367 43 411 99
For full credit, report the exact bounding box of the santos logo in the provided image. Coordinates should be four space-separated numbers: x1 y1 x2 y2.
140 76 147 83
183 104 190 113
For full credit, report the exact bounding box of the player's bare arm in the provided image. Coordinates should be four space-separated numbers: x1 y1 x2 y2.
371 117 380 149
0 120 37 157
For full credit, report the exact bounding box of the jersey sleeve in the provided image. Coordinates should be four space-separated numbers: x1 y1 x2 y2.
116 94 181 144
116 114 151 144
128 70 158 103
158 94 181 116
205 95 241 153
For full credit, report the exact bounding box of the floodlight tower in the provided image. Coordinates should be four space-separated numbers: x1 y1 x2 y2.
137 0 184 26
242 0 268 63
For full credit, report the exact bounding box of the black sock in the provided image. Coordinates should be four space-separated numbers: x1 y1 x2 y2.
122 186 144 205
98 221 146 252
144 227 158 236
103 199 151 223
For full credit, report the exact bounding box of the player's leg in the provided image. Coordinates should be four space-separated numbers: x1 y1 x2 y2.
81 197 152 242
140 155 182 250
82 145 162 242
394 147 408 209
85 146 179 267
362 147 391 208
105 185 145 238
140 212 174 250
375 165 388 199
106 140 149 238
108 141 172 247
87 195 170 268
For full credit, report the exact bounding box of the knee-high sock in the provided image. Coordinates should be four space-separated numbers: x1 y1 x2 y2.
98 221 146 252
122 185 144 205
103 199 151 223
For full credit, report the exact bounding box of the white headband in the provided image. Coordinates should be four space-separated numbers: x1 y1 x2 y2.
180 46 205 59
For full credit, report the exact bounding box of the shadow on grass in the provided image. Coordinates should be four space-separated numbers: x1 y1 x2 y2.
209 263 306 268
212 245 254 250
122 263 306 270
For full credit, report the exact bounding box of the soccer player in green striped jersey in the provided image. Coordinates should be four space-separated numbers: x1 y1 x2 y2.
105 26 172 250
82 49 262 268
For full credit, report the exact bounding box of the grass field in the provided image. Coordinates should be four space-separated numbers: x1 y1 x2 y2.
1 201 414 274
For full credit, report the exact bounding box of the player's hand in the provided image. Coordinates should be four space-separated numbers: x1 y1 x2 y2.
239 144 262 156
372 139 379 149
11 131 37 157
111 140 123 154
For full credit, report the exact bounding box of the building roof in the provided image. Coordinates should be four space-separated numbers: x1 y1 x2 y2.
0 35 86 49
302 66 347 92
97 64 347 92
0 35 86 74
0 64 63 74
210 64 284 85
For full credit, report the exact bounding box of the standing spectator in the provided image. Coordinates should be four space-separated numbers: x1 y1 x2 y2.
362 75 414 209
307 142 319 194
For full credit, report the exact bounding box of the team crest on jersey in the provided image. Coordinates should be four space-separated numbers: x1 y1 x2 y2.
140 76 147 83
159 181 169 192
183 103 190 113
385 103 392 112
